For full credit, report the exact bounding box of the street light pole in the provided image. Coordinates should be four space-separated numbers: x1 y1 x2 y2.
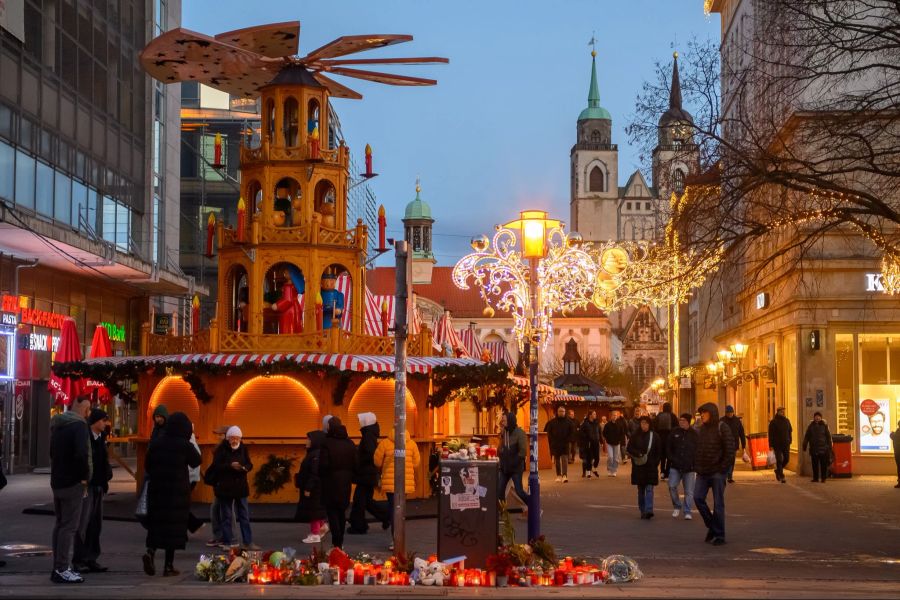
527 259 540 542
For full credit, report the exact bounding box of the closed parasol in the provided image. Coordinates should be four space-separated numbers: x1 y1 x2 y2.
84 324 113 403
48 317 84 406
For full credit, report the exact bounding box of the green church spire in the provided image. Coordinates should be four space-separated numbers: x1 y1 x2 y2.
578 50 611 122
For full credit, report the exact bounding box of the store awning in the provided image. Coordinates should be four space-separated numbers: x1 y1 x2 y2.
509 374 558 395
81 352 484 375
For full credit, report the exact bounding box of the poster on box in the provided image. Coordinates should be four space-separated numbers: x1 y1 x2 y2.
859 398 890 453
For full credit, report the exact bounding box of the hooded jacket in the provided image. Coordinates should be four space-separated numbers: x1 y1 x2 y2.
694 403 737 476
150 405 168 442
721 414 747 450
319 418 357 508
579 416 601 449
144 412 201 550
802 420 832 455
374 427 420 494
355 412 381 487
294 430 327 523
602 418 624 445
768 413 793 449
499 413 527 475
50 411 92 489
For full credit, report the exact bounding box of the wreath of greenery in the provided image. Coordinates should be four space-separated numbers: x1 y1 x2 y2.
253 454 294 497
51 358 511 408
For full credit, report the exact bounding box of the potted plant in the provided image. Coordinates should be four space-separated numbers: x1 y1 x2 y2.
486 551 514 587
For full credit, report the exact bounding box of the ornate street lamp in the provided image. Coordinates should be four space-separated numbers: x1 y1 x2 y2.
453 210 596 541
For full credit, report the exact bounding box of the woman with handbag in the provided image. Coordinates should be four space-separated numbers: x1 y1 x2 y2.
627 416 662 519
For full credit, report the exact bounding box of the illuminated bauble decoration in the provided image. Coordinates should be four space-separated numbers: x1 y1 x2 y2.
600 247 629 275
470 235 490 252
592 288 615 310
597 271 618 292
567 232 584 249
482 306 495 317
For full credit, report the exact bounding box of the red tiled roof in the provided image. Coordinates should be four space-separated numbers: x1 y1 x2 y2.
367 266 608 319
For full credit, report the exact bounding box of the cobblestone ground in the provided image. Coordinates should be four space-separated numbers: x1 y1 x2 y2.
1 460 898 598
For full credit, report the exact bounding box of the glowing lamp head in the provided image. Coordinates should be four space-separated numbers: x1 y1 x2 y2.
706 362 718 375
502 210 561 259
716 349 733 363
729 342 748 359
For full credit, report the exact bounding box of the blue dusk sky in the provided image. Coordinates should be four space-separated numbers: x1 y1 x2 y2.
183 1 718 266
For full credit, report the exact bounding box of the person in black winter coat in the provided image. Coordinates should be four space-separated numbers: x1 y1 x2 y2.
348 412 389 534
142 412 201 577
802 412 832 483
653 402 677 479
578 411 601 478
150 405 168 442
74 409 113 573
319 417 357 549
768 408 793 483
210 426 254 550
721 406 746 483
498 412 529 508
544 407 576 482
295 430 328 543
666 413 699 519
602 411 625 476
627 416 661 519
692 403 736 546
567 409 579 464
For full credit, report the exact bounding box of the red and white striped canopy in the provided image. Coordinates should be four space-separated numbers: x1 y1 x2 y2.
483 340 514 367
456 328 483 359
433 311 463 355
82 353 483 375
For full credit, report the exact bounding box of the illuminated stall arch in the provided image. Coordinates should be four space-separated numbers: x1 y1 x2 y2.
148 376 200 431
223 375 320 438
347 378 417 437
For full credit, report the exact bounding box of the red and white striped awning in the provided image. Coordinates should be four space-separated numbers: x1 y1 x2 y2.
82 353 483 375
482 340 514 367
456 328 483 360
510 374 559 394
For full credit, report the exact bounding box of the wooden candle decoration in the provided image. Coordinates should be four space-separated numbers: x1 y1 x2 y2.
213 132 223 168
377 204 386 250
380 298 389 337
236 196 246 242
365 143 373 177
191 294 200 333
205 211 215 257
310 126 320 159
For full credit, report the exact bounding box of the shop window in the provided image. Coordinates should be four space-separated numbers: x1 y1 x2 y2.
35 161 54 217
15 150 35 209
782 333 798 449
860 336 887 385
834 334 854 437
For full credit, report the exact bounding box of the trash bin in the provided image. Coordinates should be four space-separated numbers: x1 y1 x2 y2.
437 459 498 568
747 432 771 470
830 434 853 478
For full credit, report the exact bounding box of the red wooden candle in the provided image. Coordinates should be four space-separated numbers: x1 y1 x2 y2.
213 132 223 167
365 143 373 176
205 212 215 257
380 299 389 337
236 196 246 243
377 204 386 250
191 294 200 333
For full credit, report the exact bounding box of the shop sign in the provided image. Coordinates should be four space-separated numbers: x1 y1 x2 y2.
0 311 17 327
866 273 885 292
100 321 126 342
680 377 692 389
17 332 60 353
0 295 67 329
153 313 172 335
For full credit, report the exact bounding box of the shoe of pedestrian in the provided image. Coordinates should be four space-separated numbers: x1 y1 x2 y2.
712 537 726 546
781 478 787 484
646 512 654 520
142 552 155 576
163 565 180 577
612 472 617 477
581 472 586 478
684 513 693 520
381 520 390 530
51 568 84 584
672 509 680 518
812 478 818 482
592 470 600 478
727 478 735 484
555 476 561 482
205 538 222 547
562 476 568 483
303 534 322 544
585 473 591 479
639 513 647 520
895 483 900 488
242 543 262 551
705 530 715 543
83 560 108 573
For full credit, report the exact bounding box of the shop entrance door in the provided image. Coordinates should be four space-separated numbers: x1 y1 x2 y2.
765 384 776 429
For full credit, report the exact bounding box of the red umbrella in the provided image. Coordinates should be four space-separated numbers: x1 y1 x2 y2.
84 324 113 403
48 317 84 407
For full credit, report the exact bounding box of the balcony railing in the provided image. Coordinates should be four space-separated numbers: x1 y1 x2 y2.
219 217 366 251
240 141 349 168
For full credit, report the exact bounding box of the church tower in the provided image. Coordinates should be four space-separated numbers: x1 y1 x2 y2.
570 51 619 243
652 52 699 203
403 179 436 285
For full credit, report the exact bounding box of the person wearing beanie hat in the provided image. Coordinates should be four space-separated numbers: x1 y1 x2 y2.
802 412 832 483
73 409 112 574
721 406 746 484
204 425 233 548
209 424 256 550
322 415 333 432
348 413 389 534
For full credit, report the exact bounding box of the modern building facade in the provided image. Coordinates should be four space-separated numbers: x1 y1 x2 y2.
686 0 899 474
0 0 192 471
